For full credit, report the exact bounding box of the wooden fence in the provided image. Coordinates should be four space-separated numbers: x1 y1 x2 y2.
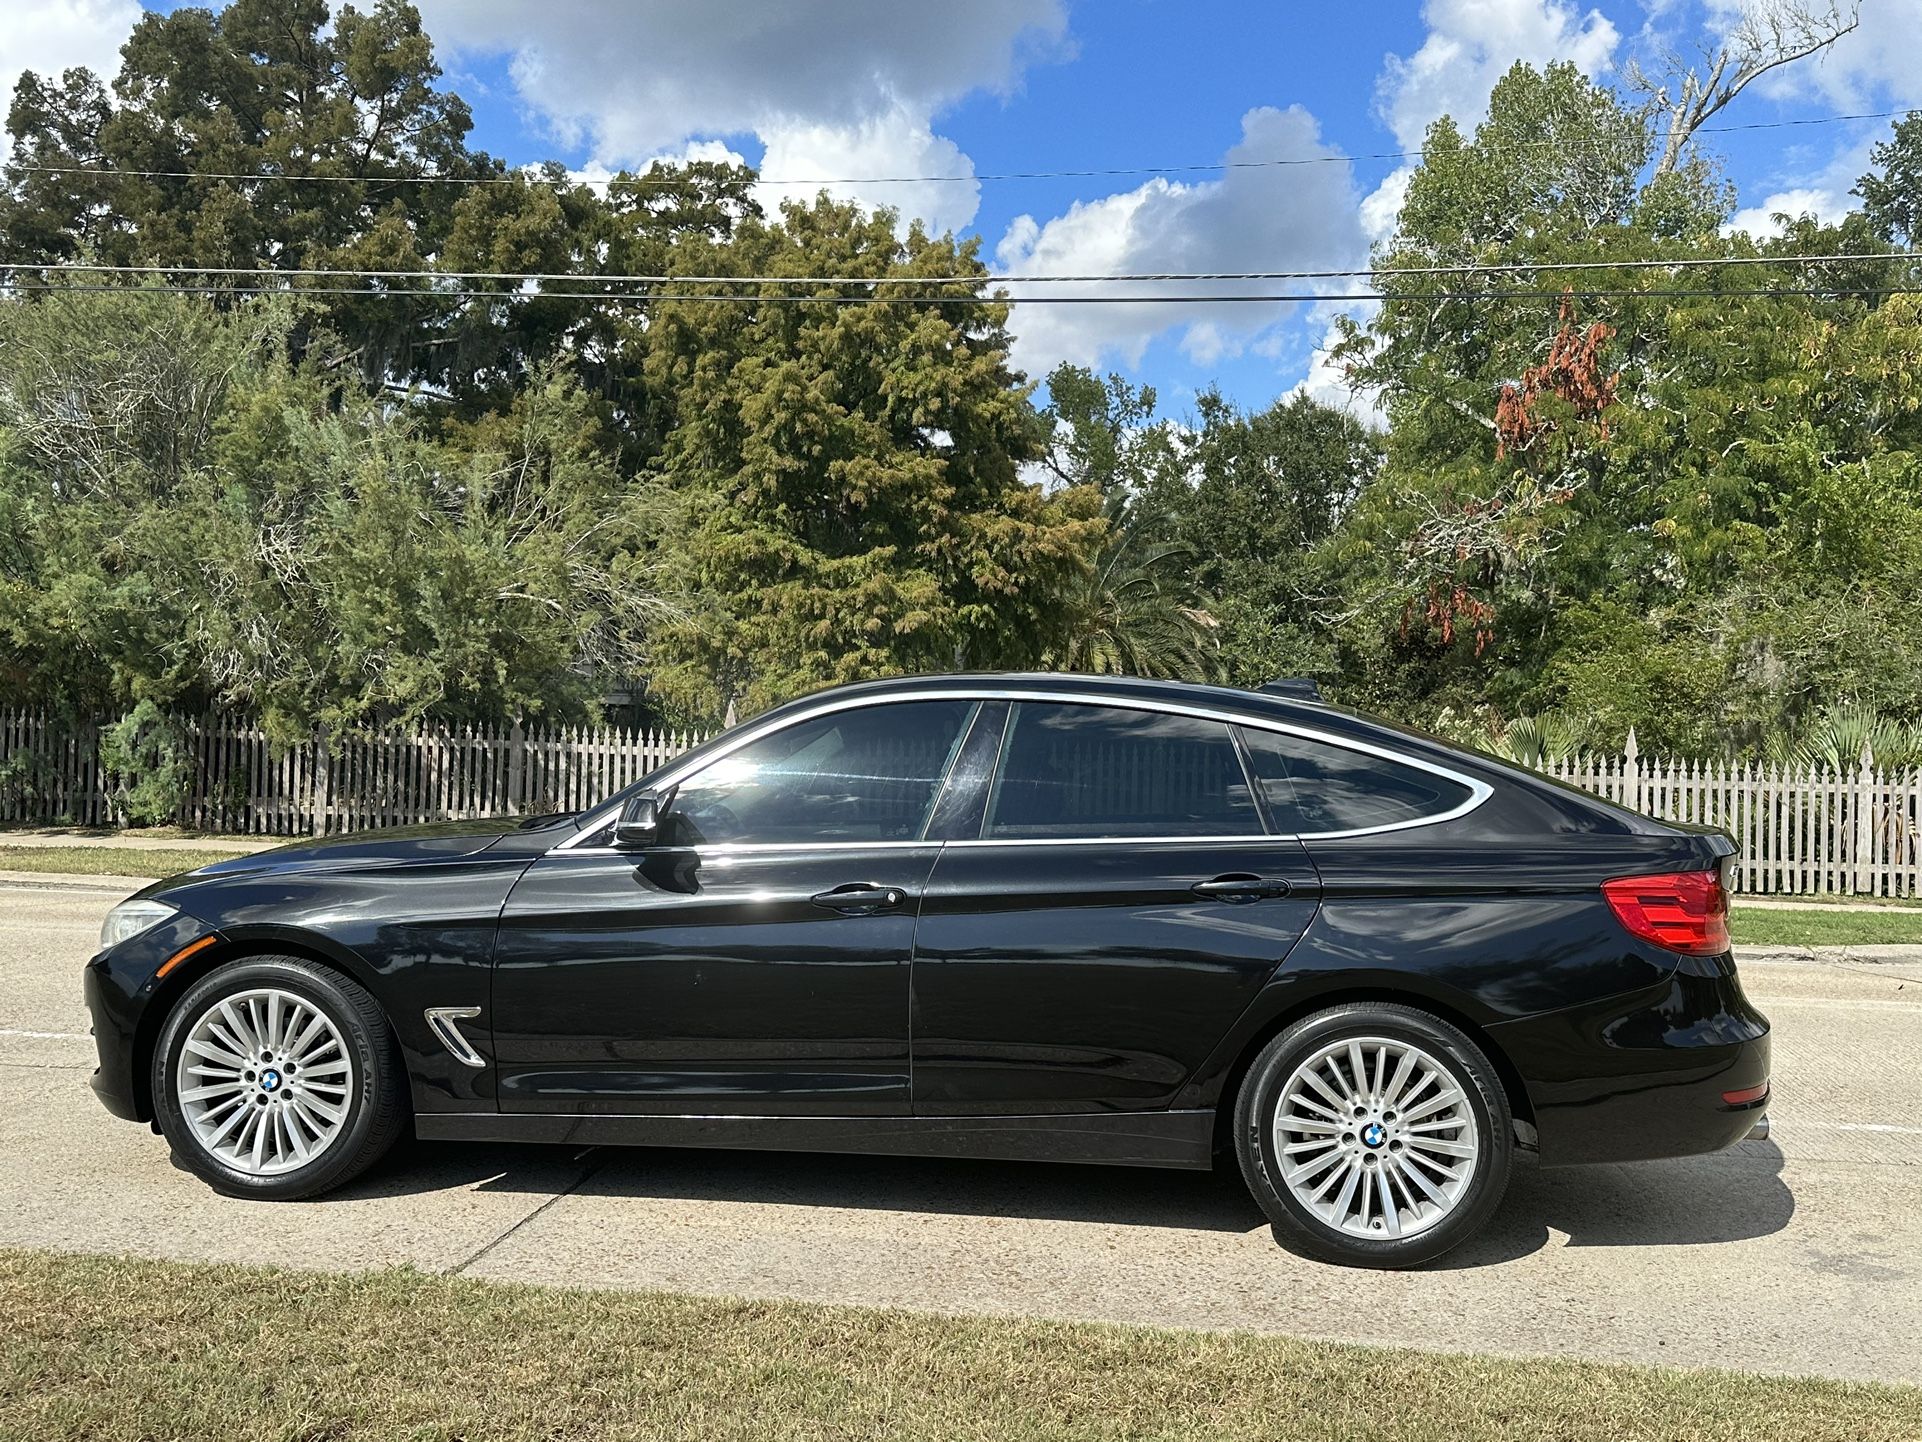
2 709 1918 896
0 710 703 837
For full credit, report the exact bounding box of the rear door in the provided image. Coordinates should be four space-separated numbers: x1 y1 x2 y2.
909 700 1322 1116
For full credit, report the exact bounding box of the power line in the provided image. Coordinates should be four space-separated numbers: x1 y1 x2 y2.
7 251 1914 290
6 109 1905 191
2 280 1913 305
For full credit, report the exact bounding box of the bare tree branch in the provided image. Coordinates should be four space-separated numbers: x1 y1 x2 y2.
1633 1 1860 176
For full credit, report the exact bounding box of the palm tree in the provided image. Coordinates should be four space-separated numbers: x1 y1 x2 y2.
1047 489 1220 681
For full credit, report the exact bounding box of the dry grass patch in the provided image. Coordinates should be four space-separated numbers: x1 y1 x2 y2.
2 1249 1918 1441
0 845 249 879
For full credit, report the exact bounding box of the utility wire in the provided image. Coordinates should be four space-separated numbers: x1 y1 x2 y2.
2 280 1914 305
5 110 1905 190
7 252 1915 289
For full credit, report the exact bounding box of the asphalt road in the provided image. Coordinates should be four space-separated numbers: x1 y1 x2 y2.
3 880 1919 1385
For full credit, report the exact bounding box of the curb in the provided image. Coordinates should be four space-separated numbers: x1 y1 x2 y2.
0 870 155 894
1735 943 1922 966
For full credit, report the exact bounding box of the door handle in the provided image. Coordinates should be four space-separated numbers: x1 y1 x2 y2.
1192 873 1292 902
810 883 908 914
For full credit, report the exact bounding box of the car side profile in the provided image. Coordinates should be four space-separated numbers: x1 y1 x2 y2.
84 673 1770 1267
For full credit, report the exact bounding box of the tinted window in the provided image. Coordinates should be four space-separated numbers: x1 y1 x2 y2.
1238 727 1473 834
984 703 1258 839
664 700 974 845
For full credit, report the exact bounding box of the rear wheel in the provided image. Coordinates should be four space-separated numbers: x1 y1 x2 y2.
1234 1002 1512 1267
151 955 408 1200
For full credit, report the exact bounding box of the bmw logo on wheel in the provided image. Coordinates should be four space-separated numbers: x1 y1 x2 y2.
260 1069 282 1092
1361 1122 1385 1148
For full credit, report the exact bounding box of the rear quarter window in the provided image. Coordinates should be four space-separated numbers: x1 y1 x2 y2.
1238 727 1474 835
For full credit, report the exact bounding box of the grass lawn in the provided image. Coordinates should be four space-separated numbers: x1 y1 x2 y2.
2 1250 1917 1442
1729 905 1922 948
0 845 251 879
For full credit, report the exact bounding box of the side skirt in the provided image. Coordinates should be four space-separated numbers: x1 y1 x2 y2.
415 1109 1218 1170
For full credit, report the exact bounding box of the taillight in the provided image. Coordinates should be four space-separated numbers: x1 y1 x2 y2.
1601 870 1730 956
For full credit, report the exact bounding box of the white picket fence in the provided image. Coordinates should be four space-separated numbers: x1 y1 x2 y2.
2 709 1918 896
1540 733 1921 897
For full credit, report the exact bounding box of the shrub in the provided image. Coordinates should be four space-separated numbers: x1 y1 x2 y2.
98 701 194 827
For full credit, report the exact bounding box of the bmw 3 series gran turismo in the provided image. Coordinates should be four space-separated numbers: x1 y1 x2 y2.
85 673 1770 1267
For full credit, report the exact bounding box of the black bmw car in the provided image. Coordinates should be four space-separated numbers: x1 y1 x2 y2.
84 673 1770 1267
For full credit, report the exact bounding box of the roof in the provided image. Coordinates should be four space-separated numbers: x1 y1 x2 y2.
772 670 1340 726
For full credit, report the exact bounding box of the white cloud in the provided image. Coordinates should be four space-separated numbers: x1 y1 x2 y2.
756 107 978 236
993 106 1366 380
1724 185 1848 237
1377 0 1620 151
414 0 1067 232
1 0 137 148
1361 0 1622 241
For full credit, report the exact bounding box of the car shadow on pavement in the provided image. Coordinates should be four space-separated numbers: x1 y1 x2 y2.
330 1136 1794 1264
1433 1140 1795 1268
343 1136 1272 1233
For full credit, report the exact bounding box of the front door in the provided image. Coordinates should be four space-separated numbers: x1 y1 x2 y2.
910 700 1322 1115
492 698 977 1115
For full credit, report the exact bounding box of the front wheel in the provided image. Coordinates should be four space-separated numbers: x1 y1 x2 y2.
1234 1002 1513 1268
151 955 408 1200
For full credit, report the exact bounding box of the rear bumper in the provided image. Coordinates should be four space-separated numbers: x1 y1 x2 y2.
1489 953 1772 1166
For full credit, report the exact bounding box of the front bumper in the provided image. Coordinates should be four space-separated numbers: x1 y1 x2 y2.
1489 951 1772 1167
83 910 224 1125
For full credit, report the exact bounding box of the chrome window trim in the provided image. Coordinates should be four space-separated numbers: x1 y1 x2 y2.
548 687 1493 855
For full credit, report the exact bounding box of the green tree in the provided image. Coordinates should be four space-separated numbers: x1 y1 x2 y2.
1856 110 1922 248
1327 59 1922 750
0 1 760 419
1149 390 1380 688
0 288 684 734
637 200 1103 720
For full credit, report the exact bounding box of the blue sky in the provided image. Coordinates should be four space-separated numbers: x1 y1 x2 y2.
10 1 1919 419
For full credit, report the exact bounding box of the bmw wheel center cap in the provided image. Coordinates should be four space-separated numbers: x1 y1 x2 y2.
1361 1122 1385 1148
260 1069 282 1092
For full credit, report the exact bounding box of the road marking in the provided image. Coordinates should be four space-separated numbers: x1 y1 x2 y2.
0 1028 88 1040
1797 1121 1922 1136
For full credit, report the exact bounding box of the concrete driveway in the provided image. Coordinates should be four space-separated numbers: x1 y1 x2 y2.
3 878 1918 1385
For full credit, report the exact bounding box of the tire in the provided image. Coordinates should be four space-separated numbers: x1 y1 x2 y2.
151 954 408 1200
1233 1002 1512 1268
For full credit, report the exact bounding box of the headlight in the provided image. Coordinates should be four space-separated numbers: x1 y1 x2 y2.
100 899 179 950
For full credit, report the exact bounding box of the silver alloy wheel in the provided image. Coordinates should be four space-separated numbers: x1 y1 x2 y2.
1272 1034 1480 1240
176 987 354 1176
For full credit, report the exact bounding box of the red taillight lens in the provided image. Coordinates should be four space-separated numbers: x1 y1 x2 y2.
1601 870 1730 956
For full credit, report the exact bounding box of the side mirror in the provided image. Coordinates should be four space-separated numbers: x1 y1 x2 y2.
614 787 673 849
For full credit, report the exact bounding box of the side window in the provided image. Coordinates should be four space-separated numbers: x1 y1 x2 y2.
1238 727 1473 834
664 700 975 846
984 703 1258 840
